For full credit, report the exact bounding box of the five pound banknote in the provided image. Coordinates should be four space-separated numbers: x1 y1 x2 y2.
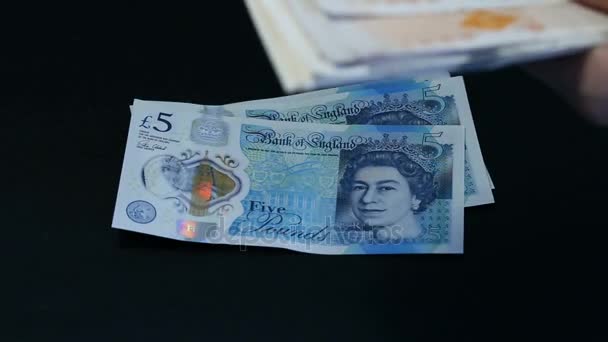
112 104 465 254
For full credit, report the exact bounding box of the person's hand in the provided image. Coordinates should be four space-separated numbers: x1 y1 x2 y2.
525 0 608 125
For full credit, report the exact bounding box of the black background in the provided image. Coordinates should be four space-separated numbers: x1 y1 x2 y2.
2 2 606 341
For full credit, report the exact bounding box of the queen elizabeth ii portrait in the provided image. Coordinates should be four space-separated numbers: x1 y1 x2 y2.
335 148 437 242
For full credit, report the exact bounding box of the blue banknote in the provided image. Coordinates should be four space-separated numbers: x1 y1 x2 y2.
113 104 465 254
133 76 493 206
131 77 437 114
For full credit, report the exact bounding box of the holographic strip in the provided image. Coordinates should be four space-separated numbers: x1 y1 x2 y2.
177 220 206 241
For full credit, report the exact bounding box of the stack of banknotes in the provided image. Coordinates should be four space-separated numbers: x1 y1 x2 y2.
245 0 608 92
113 76 495 254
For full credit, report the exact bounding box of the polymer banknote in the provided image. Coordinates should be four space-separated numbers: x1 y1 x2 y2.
113 104 465 254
